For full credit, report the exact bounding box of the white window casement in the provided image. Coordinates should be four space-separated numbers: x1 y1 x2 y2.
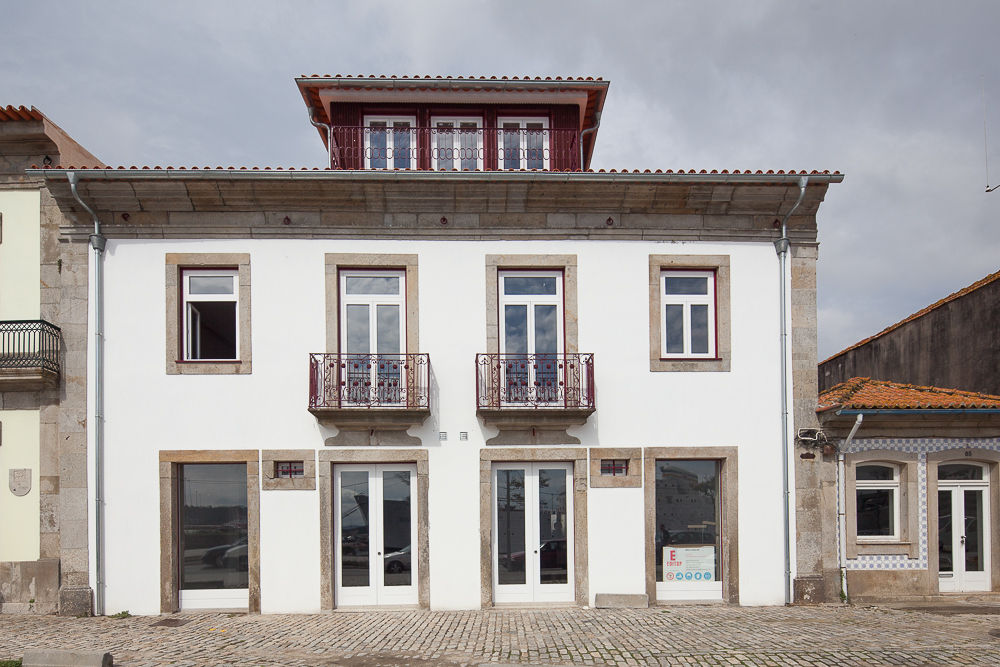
431 116 482 171
339 270 407 405
660 270 716 359
498 270 564 404
182 269 239 361
856 463 900 541
497 117 549 171
364 116 417 170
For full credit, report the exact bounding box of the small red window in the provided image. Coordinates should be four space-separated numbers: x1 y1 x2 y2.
600 459 628 476
275 461 304 478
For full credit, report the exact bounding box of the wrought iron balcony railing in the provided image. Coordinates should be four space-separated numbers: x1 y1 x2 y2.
476 353 595 410
309 353 430 410
327 126 580 171
0 319 61 374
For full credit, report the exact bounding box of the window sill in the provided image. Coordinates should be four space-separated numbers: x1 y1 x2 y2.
168 359 251 375
650 357 729 373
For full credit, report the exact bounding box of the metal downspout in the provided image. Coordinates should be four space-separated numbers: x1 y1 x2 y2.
309 111 334 169
578 111 601 170
837 413 864 603
68 172 107 616
775 175 808 604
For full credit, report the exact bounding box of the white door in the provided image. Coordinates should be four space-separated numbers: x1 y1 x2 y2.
938 462 991 592
498 271 564 405
340 271 406 406
335 464 418 606
493 462 574 603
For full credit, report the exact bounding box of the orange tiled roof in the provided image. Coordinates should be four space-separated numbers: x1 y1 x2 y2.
817 377 1000 412
821 269 1000 365
0 105 44 122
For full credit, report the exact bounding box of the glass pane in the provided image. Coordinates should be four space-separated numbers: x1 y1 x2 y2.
526 124 544 170
965 490 984 572
187 302 236 359
504 306 528 402
376 305 402 404
345 276 400 295
436 122 453 170
189 275 234 295
534 305 558 354
538 469 568 584
382 471 412 587
938 464 984 481
655 460 720 583
502 124 520 170
180 463 248 590
340 470 370 587
496 469 526 585
369 123 387 169
856 489 894 536
503 276 557 295
939 490 953 572
690 305 709 354
504 305 527 355
345 304 370 355
393 122 411 169
376 305 400 355
535 305 559 402
857 465 895 481
665 276 708 295
460 122 478 170
665 305 684 354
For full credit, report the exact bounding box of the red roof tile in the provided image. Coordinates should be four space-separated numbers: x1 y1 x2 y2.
821 269 1000 365
0 105 44 122
31 165 842 175
817 377 1000 412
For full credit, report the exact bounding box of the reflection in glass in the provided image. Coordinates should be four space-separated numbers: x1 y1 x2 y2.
346 305 370 355
938 490 953 572
504 277 557 295
383 471 412 587
965 490 984 572
180 463 248 591
189 276 234 295
665 277 708 295
538 469 568 584
502 123 520 170
496 469 526 585
938 464 984 481
691 305 709 354
655 460 720 583
526 123 544 170
376 305 402 403
369 122 387 169
460 122 478 170
341 471 370 587
856 489 894 536
535 305 559 402
665 305 684 354
345 276 400 295
857 465 894 481
393 122 411 169
436 122 454 170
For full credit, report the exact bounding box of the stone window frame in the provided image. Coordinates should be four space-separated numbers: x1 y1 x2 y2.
166 253 251 375
926 448 1000 591
159 449 260 613
589 447 641 489
844 450 918 558
478 447 589 608
648 255 730 372
261 449 316 491
324 254 419 354
485 255 577 355
317 449 430 610
644 447 739 604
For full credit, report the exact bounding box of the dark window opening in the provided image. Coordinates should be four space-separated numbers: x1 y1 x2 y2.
600 459 628 476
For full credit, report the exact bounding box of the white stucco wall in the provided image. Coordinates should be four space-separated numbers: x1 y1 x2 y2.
0 409 41 562
0 190 41 320
93 237 788 614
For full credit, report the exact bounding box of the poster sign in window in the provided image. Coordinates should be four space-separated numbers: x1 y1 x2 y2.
663 546 716 582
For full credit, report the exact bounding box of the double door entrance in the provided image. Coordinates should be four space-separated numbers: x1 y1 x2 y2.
492 462 574 603
335 464 417 606
938 462 991 592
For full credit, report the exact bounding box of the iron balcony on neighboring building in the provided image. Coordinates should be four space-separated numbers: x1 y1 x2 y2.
308 353 431 433
0 319 61 390
475 353 595 445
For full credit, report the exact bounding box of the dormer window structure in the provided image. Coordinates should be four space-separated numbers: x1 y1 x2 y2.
297 75 609 172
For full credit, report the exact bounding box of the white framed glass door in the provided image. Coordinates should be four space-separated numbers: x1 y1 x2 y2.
492 462 574 604
340 270 406 406
498 271 564 405
335 464 418 606
938 462 991 592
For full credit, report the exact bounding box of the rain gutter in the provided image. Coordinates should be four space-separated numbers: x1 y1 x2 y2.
578 111 601 171
837 413 864 603
308 110 334 169
68 171 107 617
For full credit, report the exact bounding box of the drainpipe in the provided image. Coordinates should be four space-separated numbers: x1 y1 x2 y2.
837 413 864 603
68 172 106 616
578 111 601 171
309 110 334 169
775 175 808 604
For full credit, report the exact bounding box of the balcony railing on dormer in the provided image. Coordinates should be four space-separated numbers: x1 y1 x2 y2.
309 353 430 410
328 126 580 171
476 353 595 410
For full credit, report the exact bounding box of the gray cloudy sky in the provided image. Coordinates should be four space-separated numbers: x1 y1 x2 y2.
3 1 998 360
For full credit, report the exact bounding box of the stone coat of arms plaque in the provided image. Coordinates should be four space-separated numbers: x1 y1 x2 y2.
9 468 31 497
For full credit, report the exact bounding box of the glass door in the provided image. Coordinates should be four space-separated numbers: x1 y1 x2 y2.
493 462 573 603
335 464 418 606
498 271 564 405
938 463 991 592
340 271 406 406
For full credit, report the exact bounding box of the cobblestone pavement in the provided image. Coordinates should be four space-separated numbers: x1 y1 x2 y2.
3 604 1000 666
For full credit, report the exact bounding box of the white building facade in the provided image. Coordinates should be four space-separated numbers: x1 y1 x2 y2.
34 76 842 614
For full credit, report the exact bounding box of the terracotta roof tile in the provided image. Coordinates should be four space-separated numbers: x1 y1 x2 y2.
817 377 1000 412
0 105 44 122
32 165 842 174
821 269 1000 364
